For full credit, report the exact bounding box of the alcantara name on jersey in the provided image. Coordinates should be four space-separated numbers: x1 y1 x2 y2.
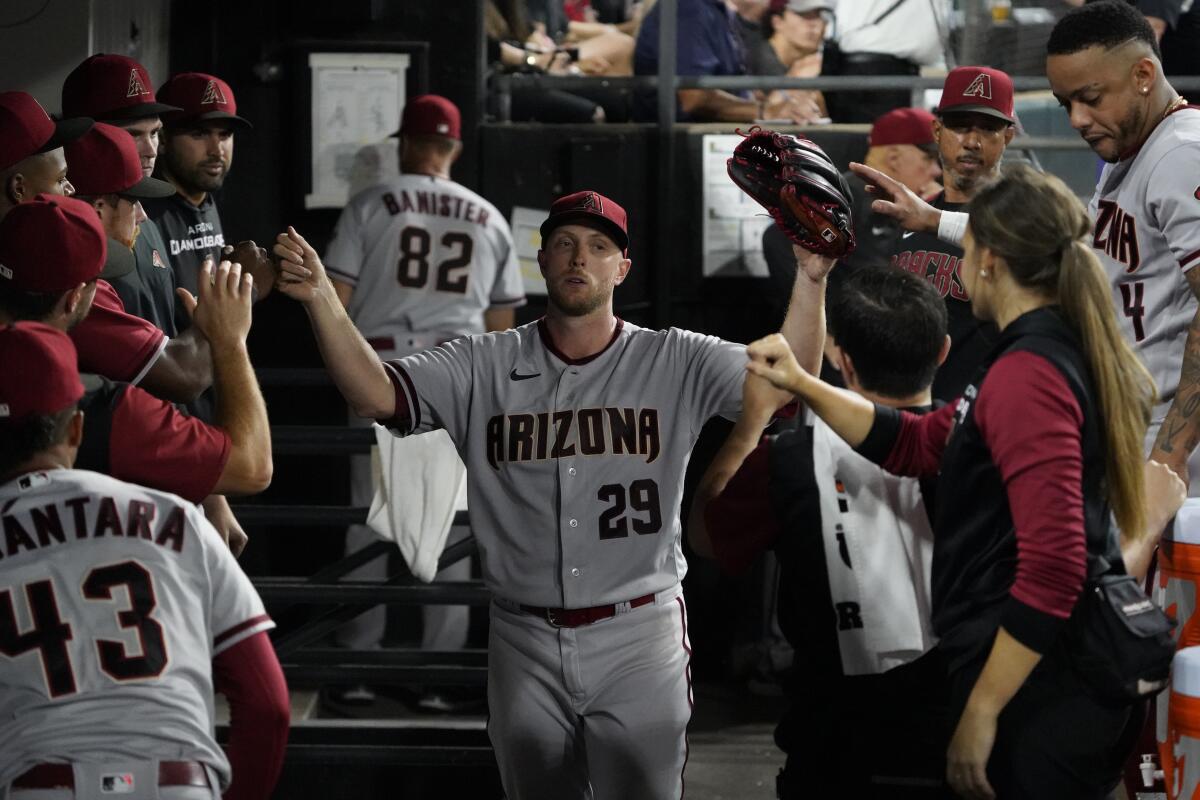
0 497 187 560
486 407 661 469
381 189 492 226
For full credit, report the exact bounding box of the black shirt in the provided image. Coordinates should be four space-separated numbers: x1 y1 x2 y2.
142 192 226 297
110 219 182 337
886 193 997 403
843 170 904 271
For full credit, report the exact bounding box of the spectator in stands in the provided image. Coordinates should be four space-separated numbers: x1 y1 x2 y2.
756 0 834 121
522 0 636 75
1133 0 1200 74
733 0 776 76
633 0 821 123
822 0 951 123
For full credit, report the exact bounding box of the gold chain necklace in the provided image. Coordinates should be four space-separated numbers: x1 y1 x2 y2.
1164 95 1188 120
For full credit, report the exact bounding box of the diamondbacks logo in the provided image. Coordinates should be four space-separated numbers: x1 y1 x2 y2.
962 73 992 100
151 249 166 268
127 69 150 98
200 79 227 106
577 192 603 213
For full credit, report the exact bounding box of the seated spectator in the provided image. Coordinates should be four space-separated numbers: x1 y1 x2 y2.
633 0 820 123
690 266 953 798
758 0 833 121
524 0 636 75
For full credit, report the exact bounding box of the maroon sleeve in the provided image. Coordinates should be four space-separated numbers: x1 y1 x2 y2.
704 441 783 576
867 402 956 477
976 351 1089 654
375 360 413 431
212 631 290 800
108 385 232 502
70 281 166 383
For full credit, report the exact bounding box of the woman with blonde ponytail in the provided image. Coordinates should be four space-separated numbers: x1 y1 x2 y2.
743 164 1176 798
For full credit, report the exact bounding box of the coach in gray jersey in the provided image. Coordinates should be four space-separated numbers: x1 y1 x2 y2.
271 189 833 798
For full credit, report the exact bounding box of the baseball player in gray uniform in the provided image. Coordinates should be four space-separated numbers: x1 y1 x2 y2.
0 294 289 798
323 95 525 680
273 189 833 798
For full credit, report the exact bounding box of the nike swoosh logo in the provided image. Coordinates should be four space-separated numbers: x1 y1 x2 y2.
902 230 917 239
509 368 541 381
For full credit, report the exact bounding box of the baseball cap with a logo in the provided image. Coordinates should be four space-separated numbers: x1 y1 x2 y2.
156 73 252 130
0 92 93 172
0 194 111 293
770 0 834 15
936 66 1015 124
869 107 938 153
540 190 629 252
398 95 462 141
62 54 182 121
65 123 176 199
0 322 84 422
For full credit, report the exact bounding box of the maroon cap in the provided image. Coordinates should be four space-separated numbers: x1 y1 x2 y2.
0 92 93 171
0 194 108 293
0 322 83 421
869 107 937 149
62 54 182 121
400 95 461 140
937 66 1015 124
540 190 628 251
157 73 252 129
65 123 176 199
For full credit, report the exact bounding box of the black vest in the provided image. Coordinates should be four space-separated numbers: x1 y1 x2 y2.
931 306 1121 669
75 373 126 475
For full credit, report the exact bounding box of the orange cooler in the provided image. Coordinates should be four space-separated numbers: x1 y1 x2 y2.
1165 648 1200 799
1159 501 1200 798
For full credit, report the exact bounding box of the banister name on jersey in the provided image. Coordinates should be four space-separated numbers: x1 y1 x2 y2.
324 173 526 342
380 319 746 608
1089 106 1200 425
0 469 273 789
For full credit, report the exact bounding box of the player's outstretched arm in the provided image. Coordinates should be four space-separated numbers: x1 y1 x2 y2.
779 244 835 378
274 226 397 420
140 324 214 405
849 162 945 236
747 333 876 447
1150 270 1200 485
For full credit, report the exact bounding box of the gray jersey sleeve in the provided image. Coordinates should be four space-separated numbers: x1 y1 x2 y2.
489 221 528 308
324 200 365 286
381 335 477 445
675 329 746 423
1147 143 1200 273
198 511 274 656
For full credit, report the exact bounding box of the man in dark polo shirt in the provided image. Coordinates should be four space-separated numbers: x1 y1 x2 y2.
690 267 952 799
887 66 1015 402
61 54 184 335
144 72 251 297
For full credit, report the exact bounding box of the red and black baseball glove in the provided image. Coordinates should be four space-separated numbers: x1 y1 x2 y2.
727 128 856 259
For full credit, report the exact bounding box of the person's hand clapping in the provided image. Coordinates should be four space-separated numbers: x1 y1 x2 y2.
272 226 329 304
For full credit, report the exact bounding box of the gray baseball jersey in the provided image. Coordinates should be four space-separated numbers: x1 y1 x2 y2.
0 468 273 789
380 318 746 607
1089 106 1200 434
325 173 526 342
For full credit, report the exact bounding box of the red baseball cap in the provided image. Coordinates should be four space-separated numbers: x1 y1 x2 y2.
937 66 1015 124
399 95 461 141
0 92 93 171
869 107 937 150
0 194 110 293
65 123 176 199
0 322 83 421
157 73 252 129
540 190 628 251
62 54 182 121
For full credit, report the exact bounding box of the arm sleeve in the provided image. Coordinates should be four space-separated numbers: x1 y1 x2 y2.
69 281 167 383
680 330 747 423
212 632 289 800
1146 143 1200 272
856 401 956 477
323 203 365 285
107 386 232 503
704 440 783 575
489 220 528 308
977 351 1089 654
377 336 476 442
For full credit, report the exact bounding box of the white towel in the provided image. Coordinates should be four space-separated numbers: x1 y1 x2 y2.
365 425 468 582
810 415 937 675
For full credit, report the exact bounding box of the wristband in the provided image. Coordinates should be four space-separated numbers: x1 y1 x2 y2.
937 209 969 247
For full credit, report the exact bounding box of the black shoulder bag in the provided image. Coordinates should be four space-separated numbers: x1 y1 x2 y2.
1062 550 1176 704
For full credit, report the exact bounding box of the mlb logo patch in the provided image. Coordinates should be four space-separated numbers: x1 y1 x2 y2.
100 773 135 794
152 249 166 269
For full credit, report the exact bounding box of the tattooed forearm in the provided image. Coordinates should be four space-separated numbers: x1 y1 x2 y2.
1153 309 1200 459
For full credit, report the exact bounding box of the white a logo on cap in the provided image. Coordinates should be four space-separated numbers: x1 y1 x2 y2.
201 79 227 106
963 73 993 100
436 123 449 134
127 70 150 98
0 263 11 280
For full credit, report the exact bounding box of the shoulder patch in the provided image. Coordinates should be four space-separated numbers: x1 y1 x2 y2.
152 249 166 269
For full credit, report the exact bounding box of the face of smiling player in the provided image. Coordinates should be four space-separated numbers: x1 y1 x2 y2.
1047 41 1159 163
539 224 631 318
